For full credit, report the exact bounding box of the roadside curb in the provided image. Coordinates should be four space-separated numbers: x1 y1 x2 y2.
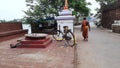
74 44 78 68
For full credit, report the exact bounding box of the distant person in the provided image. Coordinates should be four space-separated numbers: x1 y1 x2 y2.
81 18 91 41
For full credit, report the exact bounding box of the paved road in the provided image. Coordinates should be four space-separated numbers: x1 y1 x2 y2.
74 25 120 68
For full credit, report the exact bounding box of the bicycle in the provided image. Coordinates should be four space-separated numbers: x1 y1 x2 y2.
52 25 76 47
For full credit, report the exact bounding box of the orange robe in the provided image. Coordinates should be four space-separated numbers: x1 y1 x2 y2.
81 20 89 39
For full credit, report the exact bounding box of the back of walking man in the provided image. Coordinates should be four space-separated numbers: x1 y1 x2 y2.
81 18 91 41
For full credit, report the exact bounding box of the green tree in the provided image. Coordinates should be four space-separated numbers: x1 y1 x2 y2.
95 0 117 14
69 0 90 24
24 0 64 24
95 0 118 26
24 0 90 24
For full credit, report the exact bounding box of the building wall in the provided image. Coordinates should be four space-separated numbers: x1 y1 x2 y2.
0 22 22 32
0 22 28 42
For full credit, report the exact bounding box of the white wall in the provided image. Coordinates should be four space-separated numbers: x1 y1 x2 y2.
22 24 31 34
57 20 74 33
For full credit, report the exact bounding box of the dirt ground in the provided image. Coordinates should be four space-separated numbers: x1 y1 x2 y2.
0 36 74 68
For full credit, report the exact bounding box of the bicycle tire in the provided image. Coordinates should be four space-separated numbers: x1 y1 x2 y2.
65 30 75 46
52 30 64 41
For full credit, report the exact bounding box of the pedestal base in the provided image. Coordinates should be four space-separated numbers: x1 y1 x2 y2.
10 33 52 48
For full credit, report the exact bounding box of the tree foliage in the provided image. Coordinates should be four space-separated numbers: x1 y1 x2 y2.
94 0 118 27
69 0 90 16
95 0 118 15
96 0 118 5
24 0 90 24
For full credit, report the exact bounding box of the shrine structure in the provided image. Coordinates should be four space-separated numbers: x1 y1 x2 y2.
55 0 75 33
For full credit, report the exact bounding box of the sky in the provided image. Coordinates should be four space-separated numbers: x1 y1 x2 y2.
0 0 27 20
0 0 100 21
86 0 100 15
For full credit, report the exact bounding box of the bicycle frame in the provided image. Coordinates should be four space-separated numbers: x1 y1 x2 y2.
52 25 75 46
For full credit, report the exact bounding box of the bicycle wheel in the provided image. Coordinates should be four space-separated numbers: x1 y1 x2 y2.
65 31 75 46
52 30 64 41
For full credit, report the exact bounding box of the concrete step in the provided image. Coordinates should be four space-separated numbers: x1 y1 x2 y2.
18 38 52 48
21 37 50 44
10 36 53 48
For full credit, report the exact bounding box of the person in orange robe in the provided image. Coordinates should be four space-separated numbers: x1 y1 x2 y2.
81 18 90 41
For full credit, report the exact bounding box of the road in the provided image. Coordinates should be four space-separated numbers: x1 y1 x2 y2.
74 25 120 68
